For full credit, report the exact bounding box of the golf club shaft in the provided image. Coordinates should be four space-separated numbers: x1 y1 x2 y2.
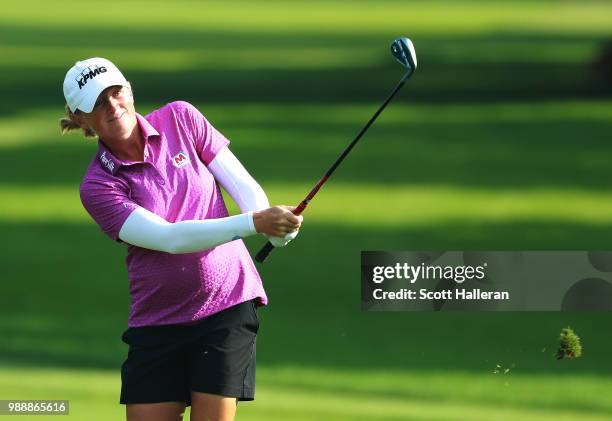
255 70 413 263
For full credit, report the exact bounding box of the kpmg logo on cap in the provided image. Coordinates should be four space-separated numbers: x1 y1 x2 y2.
76 65 107 89
172 151 190 168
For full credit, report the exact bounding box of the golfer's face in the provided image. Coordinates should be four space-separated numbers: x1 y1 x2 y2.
83 85 136 141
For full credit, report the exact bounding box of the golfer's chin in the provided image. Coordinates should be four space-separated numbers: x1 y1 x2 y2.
103 114 137 140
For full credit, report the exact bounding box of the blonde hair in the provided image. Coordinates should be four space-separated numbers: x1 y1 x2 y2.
59 105 97 138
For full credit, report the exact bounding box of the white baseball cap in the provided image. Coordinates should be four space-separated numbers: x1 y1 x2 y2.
63 57 129 113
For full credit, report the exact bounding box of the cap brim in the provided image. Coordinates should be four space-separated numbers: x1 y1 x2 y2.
75 74 129 113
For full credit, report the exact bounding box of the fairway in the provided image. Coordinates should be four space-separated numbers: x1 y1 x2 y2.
2 366 612 420
2 0 612 420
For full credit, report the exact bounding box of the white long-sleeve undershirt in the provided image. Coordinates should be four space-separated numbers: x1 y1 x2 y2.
209 147 270 212
211 148 297 247
118 208 254 254
118 147 269 254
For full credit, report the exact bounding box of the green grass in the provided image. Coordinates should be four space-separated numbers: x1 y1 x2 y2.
6 182 612 225
2 366 612 421
3 0 612 419
2 0 612 35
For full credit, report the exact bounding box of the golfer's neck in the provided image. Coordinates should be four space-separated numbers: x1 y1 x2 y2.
105 125 145 162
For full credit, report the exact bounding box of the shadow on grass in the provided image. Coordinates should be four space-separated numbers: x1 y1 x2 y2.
2 24 611 51
1 220 611 376
1 26 611 116
3 114 612 189
1 64 602 117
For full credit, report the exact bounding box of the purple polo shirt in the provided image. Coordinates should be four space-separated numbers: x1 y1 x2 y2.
79 101 267 327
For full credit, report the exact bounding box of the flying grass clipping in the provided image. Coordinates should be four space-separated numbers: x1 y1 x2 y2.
555 326 582 360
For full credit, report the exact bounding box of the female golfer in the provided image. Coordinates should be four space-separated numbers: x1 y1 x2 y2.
60 57 302 421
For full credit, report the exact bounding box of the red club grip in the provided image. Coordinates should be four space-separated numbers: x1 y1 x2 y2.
255 176 327 263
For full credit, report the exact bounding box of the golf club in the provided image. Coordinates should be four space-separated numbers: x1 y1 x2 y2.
255 37 417 263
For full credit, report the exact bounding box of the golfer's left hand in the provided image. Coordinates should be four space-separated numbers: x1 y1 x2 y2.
266 230 299 248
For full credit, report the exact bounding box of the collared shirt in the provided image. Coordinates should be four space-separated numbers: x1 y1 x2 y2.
79 101 267 327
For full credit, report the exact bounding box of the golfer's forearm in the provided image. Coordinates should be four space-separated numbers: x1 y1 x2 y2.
209 147 270 212
119 207 256 254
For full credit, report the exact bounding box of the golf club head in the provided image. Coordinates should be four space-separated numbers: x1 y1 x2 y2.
391 37 417 74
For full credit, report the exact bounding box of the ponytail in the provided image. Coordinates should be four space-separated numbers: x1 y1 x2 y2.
59 105 96 138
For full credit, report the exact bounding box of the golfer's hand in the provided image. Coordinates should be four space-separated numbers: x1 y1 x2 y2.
265 230 299 248
253 205 303 238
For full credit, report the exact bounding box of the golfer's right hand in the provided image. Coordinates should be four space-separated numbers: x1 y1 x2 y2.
253 205 303 238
